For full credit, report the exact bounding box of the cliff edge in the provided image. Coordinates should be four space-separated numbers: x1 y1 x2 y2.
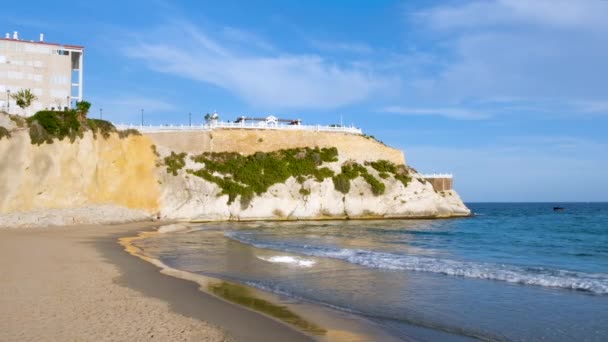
0 115 469 227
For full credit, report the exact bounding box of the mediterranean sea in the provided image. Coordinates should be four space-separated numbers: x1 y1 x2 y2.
133 203 608 341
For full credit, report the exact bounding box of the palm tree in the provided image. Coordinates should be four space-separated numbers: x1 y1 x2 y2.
10 89 37 116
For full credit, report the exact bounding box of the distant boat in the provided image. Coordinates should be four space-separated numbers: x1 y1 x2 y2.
553 207 565 211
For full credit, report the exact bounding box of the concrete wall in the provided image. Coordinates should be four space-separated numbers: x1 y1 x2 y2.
147 129 406 165
0 38 82 116
425 178 453 192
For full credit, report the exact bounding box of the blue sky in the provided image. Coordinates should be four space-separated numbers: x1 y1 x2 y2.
4 0 608 202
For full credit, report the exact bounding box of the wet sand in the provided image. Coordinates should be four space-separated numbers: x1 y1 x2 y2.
0 222 311 342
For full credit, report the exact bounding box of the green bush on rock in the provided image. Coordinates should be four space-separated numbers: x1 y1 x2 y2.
185 148 338 205
27 110 83 144
22 109 140 145
164 152 187 176
163 148 411 204
0 126 10 140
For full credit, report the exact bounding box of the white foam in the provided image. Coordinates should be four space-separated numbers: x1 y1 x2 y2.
227 231 608 294
257 255 316 267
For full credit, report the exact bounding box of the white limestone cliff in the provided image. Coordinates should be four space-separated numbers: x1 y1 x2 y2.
0 120 470 228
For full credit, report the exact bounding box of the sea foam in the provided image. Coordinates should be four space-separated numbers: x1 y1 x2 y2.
226 231 608 294
257 255 316 267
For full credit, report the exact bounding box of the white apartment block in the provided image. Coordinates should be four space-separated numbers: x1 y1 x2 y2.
0 31 83 116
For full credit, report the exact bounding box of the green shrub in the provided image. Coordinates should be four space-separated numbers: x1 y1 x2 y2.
362 173 386 195
151 144 160 157
340 162 366 180
332 174 351 194
23 109 136 144
299 187 311 196
29 122 55 145
8 115 26 128
87 119 116 139
313 167 334 181
187 148 339 205
379 172 390 179
164 152 187 176
395 173 412 188
27 110 83 144
334 162 386 196
363 134 386 146
0 126 10 140
319 147 338 162
368 160 397 173
118 129 141 138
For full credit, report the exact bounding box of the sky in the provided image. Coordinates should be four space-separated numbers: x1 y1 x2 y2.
3 0 607 202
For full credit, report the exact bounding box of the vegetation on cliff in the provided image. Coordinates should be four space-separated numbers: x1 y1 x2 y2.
163 152 187 176
0 126 10 140
159 146 415 206
21 104 140 145
185 147 338 207
367 160 412 187
332 162 386 195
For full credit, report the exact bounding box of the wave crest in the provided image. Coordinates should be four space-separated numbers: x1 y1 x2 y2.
226 231 608 294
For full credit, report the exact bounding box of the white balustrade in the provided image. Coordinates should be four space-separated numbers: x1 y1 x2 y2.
113 121 363 135
420 173 454 179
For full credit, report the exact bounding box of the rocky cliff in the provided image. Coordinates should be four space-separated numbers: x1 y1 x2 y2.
0 130 160 215
0 121 470 227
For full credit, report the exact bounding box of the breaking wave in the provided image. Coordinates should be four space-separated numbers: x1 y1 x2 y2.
226 231 608 294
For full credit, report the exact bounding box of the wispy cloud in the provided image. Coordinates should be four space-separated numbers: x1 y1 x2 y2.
381 106 489 120
417 0 608 32
122 21 391 110
399 0 608 117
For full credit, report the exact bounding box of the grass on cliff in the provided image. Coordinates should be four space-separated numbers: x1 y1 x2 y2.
367 160 412 188
185 147 338 207
331 160 413 195
332 162 385 195
164 152 187 176
24 110 140 145
162 147 412 205
0 126 10 140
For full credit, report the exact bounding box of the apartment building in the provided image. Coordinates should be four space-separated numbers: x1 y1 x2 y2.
0 31 83 116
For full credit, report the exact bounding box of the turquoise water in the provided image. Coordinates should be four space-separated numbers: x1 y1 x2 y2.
135 203 608 341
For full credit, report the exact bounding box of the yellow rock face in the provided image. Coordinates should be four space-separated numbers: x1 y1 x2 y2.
0 131 159 214
147 129 406 165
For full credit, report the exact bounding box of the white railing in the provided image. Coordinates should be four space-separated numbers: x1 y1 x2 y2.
420 173 453 179
114 121 363 135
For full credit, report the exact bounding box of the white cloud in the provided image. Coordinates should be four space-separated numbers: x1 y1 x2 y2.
403 0 608 115
123 21 390 110
419 0 608 32
381 106 488 120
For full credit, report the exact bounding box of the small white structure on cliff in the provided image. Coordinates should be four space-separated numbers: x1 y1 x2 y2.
0 31 84 116
116 112 363 135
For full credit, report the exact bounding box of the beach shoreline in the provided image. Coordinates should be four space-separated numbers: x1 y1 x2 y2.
0 222 312 342
120 225 407 342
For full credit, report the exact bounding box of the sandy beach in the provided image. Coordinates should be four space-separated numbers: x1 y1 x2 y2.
0 222 312 342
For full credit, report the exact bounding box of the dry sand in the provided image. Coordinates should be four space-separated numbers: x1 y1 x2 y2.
0 222 311 342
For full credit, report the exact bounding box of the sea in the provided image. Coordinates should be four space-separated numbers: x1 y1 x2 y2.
132 203 608 341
